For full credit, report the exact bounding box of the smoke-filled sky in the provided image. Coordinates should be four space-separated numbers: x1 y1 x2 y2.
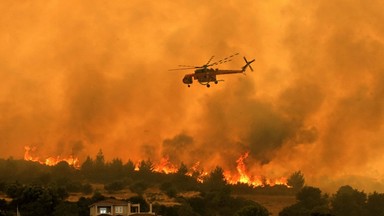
1 0 384 192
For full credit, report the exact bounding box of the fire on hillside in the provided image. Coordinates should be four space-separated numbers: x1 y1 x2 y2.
24 146 287 187
24 146 80 169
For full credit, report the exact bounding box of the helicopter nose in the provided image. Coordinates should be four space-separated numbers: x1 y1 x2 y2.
183 75 193 84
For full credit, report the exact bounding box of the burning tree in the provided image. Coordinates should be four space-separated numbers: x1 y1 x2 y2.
24 146 80 168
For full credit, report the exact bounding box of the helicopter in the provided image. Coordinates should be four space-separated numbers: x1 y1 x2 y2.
170 53 255 87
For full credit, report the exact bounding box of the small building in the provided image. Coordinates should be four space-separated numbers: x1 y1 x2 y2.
89 199 156 216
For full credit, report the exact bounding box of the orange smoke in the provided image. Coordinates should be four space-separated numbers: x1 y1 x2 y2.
24 146 80 168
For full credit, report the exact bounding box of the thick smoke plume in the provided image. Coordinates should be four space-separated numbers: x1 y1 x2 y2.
1 0 384 192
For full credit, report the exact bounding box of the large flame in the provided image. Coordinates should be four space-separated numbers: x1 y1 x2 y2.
144 153 287 186
153 156 178 174
224 152 288 187
186 161 209 183
24 146 80 169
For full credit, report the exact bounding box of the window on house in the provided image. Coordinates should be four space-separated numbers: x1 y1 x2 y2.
100 207 107 214
98 206 111 214
131 206 138 213
115 206 123 214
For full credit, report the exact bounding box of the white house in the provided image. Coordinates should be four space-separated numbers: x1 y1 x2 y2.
89 199 156 216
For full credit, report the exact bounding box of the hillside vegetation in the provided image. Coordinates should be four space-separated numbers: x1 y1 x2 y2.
1 152 383 216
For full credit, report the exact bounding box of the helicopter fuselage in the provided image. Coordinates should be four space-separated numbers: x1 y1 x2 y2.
173 54 255 88
183 68 217 85
182 68 244 86
194 68 218 83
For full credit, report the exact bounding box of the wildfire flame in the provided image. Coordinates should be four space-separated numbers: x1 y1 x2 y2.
153 156 178 174
24 146 80 169
235 151 252 184
149 153 287 187
23 147 287 186
224 152 288 187
186 161 208 183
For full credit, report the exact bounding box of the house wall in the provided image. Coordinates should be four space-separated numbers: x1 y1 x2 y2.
89 202 154 216
89 205 97 216
113 205 128 215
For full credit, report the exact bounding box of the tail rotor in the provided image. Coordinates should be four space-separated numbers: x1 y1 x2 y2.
242 57 255 72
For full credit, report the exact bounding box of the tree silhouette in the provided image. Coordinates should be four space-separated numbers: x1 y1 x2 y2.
205 166 227 190
287 171 305 192
95 149 105 168
279 204 311 216
235 204 270 216
177 162 188 176
93 150 107 182
296 186 327 209
77 197 93 216
16 185 66 216
52 161 75 181
80 156 94 180
331 185 367 216
107 158 124 180
138 159 154 174
90 191 105 203
123 159 136 174
203 166 232 213
126 196 149 212
279 186 330 216
5 182 24 199
367 192 384 216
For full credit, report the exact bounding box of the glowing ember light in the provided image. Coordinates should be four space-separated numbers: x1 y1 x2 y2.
265 177 288 186
153 156 178 174
24 146 80 169
134 162 140 171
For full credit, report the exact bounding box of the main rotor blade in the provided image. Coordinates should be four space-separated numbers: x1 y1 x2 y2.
208 53 239 66
171 52 239 71
169 67 197 71
211 58 234 66
178 64 198 68
205 55 215 66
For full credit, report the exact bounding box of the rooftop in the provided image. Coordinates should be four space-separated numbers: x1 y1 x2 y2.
89 199 129 207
